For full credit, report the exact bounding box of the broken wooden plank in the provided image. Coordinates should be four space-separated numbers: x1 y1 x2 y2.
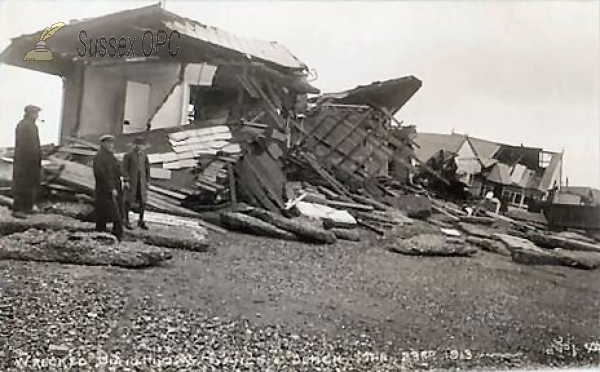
169 125 230 142
150 168 172 180
356 219 386 235
173 141 230 154
148 185 187 200
170 131 233 147
56 146 97 157
325 199 374 212
301 152 352 198
228 164 237 209
162 159 197 170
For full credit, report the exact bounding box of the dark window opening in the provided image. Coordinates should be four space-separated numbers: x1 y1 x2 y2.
188 85 238 124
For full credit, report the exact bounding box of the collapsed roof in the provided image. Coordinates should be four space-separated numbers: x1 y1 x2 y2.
311 75 422 115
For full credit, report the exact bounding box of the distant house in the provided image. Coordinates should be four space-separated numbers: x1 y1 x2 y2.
552 186 600 206
414 132 563 207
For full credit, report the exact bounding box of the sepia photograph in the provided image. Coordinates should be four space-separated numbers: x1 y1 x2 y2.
0 0 599 371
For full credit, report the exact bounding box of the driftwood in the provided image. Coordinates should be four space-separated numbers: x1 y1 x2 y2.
389 234 477 257
331 228 361 241
466 237 511 256
220 212 297 240
242 207 336 244
0 229 171 268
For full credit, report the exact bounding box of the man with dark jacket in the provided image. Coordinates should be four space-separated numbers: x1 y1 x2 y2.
12 105 42 219
93 134 124 240
122 136 150 230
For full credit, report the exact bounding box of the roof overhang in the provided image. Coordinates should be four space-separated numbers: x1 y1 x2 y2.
315 75 422 115
0 5 318 93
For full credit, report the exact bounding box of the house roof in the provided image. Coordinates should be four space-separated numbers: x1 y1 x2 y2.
538 151 562 191
468 136 501 161
487 163 512 185
316 76 423 115
0 5 311 77
415 131 562 192
558 186 600 204
413 133 466 163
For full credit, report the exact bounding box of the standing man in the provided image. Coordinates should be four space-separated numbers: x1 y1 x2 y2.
93 134 124 241
123 136 150 230
12 105 42 219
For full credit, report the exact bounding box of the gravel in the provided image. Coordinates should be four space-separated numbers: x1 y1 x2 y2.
2 225 600 371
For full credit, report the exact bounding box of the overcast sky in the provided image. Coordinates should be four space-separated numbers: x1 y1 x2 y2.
0 0 598 187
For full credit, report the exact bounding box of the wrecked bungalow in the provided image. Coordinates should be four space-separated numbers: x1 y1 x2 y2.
0 5 321 203
0 5 318 141
414 132 563 207
0 5 424 216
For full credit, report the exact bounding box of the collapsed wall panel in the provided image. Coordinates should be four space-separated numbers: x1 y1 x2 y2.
299 106 391 183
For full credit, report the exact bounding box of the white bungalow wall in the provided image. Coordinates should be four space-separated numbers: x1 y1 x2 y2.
455 140 481 185
122 63 216 133
77 66 127 138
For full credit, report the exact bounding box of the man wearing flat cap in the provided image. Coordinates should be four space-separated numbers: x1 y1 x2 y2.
122 136 150 230
92 134 124 240
11 105 42 219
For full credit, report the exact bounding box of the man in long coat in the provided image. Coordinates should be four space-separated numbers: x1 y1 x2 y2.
122 136 150 230
12 105 42 219
93 134 124 240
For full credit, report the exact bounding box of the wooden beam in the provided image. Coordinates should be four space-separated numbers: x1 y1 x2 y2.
228 164 237 209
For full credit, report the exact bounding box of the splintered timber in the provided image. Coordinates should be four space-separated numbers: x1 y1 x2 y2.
77 29 180 58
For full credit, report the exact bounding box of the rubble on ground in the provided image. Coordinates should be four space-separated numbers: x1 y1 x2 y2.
0 229 171 268
389 234 477 257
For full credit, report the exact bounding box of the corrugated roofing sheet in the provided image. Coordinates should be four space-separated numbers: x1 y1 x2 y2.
164 19 306 70
0 5 308 72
